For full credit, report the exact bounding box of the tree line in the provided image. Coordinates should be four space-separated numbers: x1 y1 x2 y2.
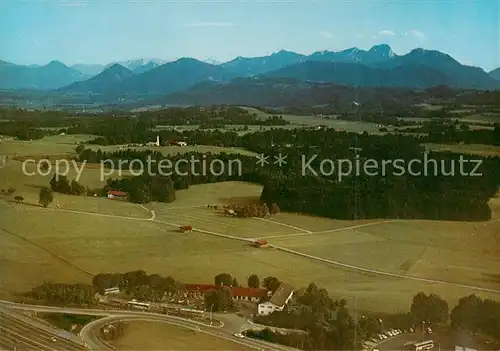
77 127 500 221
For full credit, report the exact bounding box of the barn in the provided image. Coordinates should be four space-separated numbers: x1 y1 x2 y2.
254 239 268 248
107 190 127 200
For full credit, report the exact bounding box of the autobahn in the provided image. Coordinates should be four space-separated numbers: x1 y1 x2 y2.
0 311 87 351
0 300 298 351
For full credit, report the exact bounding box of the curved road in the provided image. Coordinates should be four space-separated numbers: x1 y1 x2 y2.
3 200 500 295
0 300 298 351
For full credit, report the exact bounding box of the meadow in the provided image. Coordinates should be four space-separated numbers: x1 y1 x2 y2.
1 135 499 313
110 321 252 350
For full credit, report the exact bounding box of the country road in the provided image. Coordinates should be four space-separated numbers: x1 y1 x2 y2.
2 199 500 296
0 300 298 351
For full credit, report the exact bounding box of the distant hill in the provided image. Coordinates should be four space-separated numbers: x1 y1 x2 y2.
71 63 106 76
220 50 306 77
60 58 238 95
0 60 87 90
262 61 450 89
490 68 500 80
375 49 499 90
105 58 169 74
159 77 418 107
59 64 134 94
4 45 500 92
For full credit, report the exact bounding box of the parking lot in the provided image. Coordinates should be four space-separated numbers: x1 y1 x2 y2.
375 327 500 351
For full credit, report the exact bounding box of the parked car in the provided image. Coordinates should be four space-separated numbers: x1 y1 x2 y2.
233 333 245 339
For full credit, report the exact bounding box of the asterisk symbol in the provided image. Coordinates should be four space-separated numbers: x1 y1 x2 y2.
274 153 287 167
255 154 269 167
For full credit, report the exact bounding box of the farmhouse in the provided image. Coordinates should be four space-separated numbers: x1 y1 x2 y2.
107 190 127 200
231 287 268 302
167 140 188 147
184 284 268 302
254 239 268 248
180 225 193 232
258 283 294 316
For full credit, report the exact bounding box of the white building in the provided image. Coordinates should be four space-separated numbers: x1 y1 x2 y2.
146 135 160 147
104 287 120 295
258 283 294 316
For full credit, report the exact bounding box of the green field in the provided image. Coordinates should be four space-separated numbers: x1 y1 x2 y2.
1 135 499 313
425 143 500 156
111 321 252 350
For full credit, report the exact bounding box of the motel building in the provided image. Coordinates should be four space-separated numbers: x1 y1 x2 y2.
107 190 128 200
183 284 269 303
257 283 294 316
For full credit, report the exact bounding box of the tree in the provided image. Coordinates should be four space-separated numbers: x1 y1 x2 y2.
204 287 233 312
14 195 24 203
450 294 484 332
248 274 260 288
38 187 53 208
70 180 86 195
232 277 239 287
411 292 448 323
270 203 280 215
263 276 281 293
214 273 233 287
75 144 85 154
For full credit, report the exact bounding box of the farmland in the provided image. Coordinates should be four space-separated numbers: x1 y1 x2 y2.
0 134 499 313
110 321 252 350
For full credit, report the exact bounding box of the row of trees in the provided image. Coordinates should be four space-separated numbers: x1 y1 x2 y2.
92 270 184 301
25 283 94 305
50 175 86 195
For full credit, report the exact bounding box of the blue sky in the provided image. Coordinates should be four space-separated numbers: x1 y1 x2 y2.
1 0 498 70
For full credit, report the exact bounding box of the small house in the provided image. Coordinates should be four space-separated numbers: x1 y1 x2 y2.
180 225 193 232
254 239 268 248
107 190 127 200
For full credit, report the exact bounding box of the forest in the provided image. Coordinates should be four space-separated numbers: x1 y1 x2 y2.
75 126 500 221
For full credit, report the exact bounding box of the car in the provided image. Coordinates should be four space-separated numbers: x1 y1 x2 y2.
409 328 415 333
233 333 245 339
51 337 57 342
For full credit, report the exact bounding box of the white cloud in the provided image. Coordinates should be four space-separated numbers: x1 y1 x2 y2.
319 31 334 39
184 22 234 28
403 29 426 40
378 30 396 37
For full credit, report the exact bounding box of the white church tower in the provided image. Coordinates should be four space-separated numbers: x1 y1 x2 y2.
156 135 160 146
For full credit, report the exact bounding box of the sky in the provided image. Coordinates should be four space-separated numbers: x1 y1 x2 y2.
0 0 499 71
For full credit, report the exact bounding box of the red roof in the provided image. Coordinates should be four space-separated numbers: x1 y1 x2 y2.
184 284 218 293
231 287 267 298
184 284 267 298
108 190 127 196
255 239 268 245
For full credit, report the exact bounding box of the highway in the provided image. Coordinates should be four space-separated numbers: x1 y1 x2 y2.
0 300 298 351
0 311 87 351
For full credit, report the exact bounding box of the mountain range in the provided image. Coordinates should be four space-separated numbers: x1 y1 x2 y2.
2 45 500 95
